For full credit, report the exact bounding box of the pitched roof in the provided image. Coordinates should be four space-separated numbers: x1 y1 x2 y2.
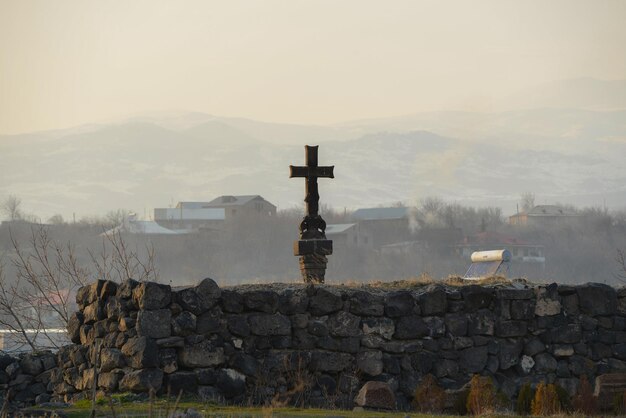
326 223 356 234
527 205 579 217
154 208 225 221
461 231 532 246
352 207 410 221
102 219 187 236
205 195 274 207
176 202 210 209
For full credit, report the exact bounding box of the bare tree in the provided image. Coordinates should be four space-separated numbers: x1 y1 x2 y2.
47 214 65 225
1 195 23 221
90 230 159 283
104 209 132 229
520 192 535 212
616 249 626 284
0 225 158 352
0 226 88 351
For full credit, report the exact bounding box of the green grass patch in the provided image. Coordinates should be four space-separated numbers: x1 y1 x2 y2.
40 398 457 418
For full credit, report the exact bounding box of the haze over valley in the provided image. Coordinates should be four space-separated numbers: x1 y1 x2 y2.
2 78 625 222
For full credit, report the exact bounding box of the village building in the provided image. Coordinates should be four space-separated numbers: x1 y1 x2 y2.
154 204 225 231
154 195 275 231
325 223 373 250
509 204 581 227
350 207 413 248
204 195 277 219
105 213 190 235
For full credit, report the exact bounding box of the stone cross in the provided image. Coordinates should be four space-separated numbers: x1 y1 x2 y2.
289 145 334 283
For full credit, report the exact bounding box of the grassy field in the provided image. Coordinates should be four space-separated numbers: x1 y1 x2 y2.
28 400 453 418
23 399 596 418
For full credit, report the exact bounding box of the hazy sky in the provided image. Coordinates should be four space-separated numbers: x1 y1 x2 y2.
1 0 625 134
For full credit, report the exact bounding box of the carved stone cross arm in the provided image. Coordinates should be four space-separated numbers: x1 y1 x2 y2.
289 145 334 218
289 145 334 283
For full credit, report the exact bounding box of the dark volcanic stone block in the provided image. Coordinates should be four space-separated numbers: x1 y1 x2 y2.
176 278 221 315
411 351 437 374
357 350 383 376
354 381 396 410
310 351 352 372
220 290 244 313
511 300 535 320
229 353 259 376
534 353 558 372
243 290 279 313
551 323 582 344
394 315 428 339
496 320 528 337
309 288 343 316
116 278 139 299
136 309 171 339
292 329 316 349
68 312 84 344
196 368 217 385
99 348 126 372
327 311 361 337
423 316 446 337
461 286 494 311
362 317 395 340
119 368 163 393
350 291 384 316
172 311 197 336
445 313 468 337
249 313 291 336
495 289 534 300
164 371 198 395
278 288 309 314
460 346 488 373
121 336 159 369
133 282 171 310
159 348 178 374
385 291 416 317
308 320 329 337
577 283 617 316
216 369 246 399
419 287 447 315
499 341 523 370
467 310 495 336
317 336 360 353
196 309 223 334
227 315 250 337
178 341 225 368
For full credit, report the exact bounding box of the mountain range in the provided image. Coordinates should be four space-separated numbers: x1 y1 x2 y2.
1 78 625 221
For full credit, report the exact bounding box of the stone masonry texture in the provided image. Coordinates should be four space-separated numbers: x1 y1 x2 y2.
7 278 626 411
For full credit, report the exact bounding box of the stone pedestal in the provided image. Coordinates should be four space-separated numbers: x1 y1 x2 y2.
293 239 332 283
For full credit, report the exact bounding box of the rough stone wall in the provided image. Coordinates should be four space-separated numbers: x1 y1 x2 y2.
0 351 57 408
46 279 626 410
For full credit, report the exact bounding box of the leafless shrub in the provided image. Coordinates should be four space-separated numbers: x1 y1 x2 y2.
90 230 158 283
0 226 89 351
0 225 158 352
616 249 626 284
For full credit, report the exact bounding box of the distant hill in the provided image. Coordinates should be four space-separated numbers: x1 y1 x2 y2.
1 105 625 221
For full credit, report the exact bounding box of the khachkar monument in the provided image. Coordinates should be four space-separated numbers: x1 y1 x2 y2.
290 145 334 283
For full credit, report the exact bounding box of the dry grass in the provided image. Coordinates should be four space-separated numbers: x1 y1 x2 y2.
442 275 512 287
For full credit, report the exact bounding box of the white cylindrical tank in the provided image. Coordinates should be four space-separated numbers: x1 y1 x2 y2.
470 249 511 263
